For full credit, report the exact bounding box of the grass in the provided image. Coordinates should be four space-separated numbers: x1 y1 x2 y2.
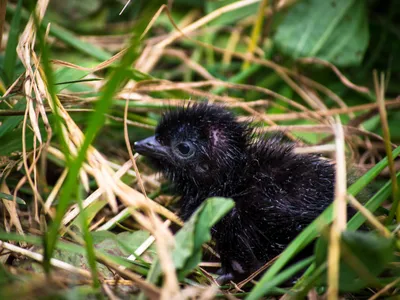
0 0 399 299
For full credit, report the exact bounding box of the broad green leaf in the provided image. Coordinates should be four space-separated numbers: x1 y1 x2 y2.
173 197 234 280
91 230 155 265
274 0 369 67
116 231 155 258
54 67 95 93
70 199 108 230
0 231 138 270
315 231 394 292
19 230 152 279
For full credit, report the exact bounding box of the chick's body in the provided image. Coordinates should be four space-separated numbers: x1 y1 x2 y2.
134 103 335 283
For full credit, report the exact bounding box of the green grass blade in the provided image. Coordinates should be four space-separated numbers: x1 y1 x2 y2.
348 172 400 230
31 10 100 287
252 256 314 296
0 192 26 205
49 22 111 61
6 4 111 62
0 231 141 270
347 145 400 195
3 0 23 86
41 0 164 287
76 185 101 288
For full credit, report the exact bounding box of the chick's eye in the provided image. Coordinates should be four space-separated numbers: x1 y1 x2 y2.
178 143 190 154
175 142 195 158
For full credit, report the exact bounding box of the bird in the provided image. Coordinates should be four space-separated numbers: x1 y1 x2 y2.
133 102 337 284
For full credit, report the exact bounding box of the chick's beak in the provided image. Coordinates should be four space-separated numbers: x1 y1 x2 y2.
134 136 166 158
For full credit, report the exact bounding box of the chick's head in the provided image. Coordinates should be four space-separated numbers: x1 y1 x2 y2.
134 103 249 184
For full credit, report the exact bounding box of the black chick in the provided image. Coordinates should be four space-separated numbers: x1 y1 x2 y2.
134 103 335 283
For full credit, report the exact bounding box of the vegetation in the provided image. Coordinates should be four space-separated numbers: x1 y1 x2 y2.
0 0 399 298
